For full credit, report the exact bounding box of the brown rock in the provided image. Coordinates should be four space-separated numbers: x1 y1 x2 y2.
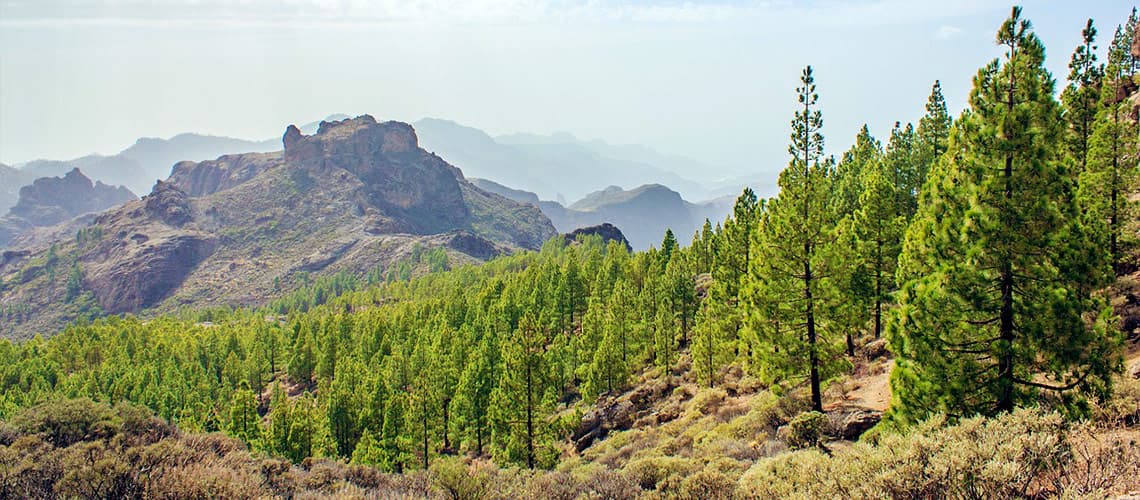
144 181 193 226
86 232 217 313
168 153 281 197
827 408 883 440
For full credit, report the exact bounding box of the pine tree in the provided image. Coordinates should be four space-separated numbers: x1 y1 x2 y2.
853 166 905 339
746 66 847 412
889 8 1121 423
227 380 262 448
1079 22 1140 272
1062 19 1103 170
490 313 551 469
692 293 736 387
707 189 760 360
913 82 952 214
833 124 882 219
450 337 494 455
883 121 919 217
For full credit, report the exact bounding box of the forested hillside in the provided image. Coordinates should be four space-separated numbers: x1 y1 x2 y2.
1 6 1139 499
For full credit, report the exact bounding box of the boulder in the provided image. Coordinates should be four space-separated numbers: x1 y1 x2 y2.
827 408 883 440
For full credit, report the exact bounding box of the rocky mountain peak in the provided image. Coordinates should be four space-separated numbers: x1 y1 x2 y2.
282 115 467 234
7 168 135 226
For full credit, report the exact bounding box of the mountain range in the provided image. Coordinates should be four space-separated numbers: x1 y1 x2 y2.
0 116 556 339
10 115 352 196
471 178 734 250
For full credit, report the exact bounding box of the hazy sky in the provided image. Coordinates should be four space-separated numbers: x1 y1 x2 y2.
0 1 1135 181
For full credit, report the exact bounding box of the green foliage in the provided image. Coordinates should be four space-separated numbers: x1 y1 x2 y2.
1078 21 1140 272
889 7 1122 423
745 66 849 412
1061 18 1104 170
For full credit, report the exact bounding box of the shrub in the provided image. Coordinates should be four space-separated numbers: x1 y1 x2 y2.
738 408 1074 498
679 469 736 500
785 411 828 449
430 456 488 500
575 468 639 500
622 455 698 491
8 398 118 447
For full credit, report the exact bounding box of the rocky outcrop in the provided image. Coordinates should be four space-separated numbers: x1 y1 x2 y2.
85 233 217 313
0 116 557 339
8 169 136 226
144 181 193 226
0 169 136 248
564 223 632 251
284 116 470 234
826 409 883 440
167 153 281 197
446 232 500 260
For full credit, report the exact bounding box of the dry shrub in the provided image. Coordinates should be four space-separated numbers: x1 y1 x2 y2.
738 408 1075 499
622 455 699 491
678 469 736 500
55 440 139 498
8 398 119 447
690 387 727 417
695 437 761 462
1094 375 1140 426
1043 425 1140 497
515 470 578 500
575 468 639 500
146 459 264 499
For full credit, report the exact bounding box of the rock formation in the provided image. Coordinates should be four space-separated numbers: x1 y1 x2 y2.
0 169 136 248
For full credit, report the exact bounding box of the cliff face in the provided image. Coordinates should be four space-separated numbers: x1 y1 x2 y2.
283 117 470 234
0 116 557 339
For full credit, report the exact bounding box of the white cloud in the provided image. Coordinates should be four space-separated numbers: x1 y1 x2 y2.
936 24 963 39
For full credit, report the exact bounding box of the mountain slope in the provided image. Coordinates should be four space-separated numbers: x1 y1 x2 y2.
0 116 556 339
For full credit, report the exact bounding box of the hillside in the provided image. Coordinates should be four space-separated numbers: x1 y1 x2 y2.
0 115 555 339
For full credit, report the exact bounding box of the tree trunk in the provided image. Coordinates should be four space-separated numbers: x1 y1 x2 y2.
806 258 822 412
525 353 535 469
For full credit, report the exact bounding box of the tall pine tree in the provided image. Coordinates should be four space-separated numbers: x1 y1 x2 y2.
747 66 847 412
889 8 1121 422
1079 21 1140 272
1061 19 1103 170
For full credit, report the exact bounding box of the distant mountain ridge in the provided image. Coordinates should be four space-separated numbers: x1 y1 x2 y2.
414 118 723 202
12 115 352 196
470 178 733 250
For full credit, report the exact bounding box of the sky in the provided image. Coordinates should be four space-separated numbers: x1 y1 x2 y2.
0 0 1135 182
